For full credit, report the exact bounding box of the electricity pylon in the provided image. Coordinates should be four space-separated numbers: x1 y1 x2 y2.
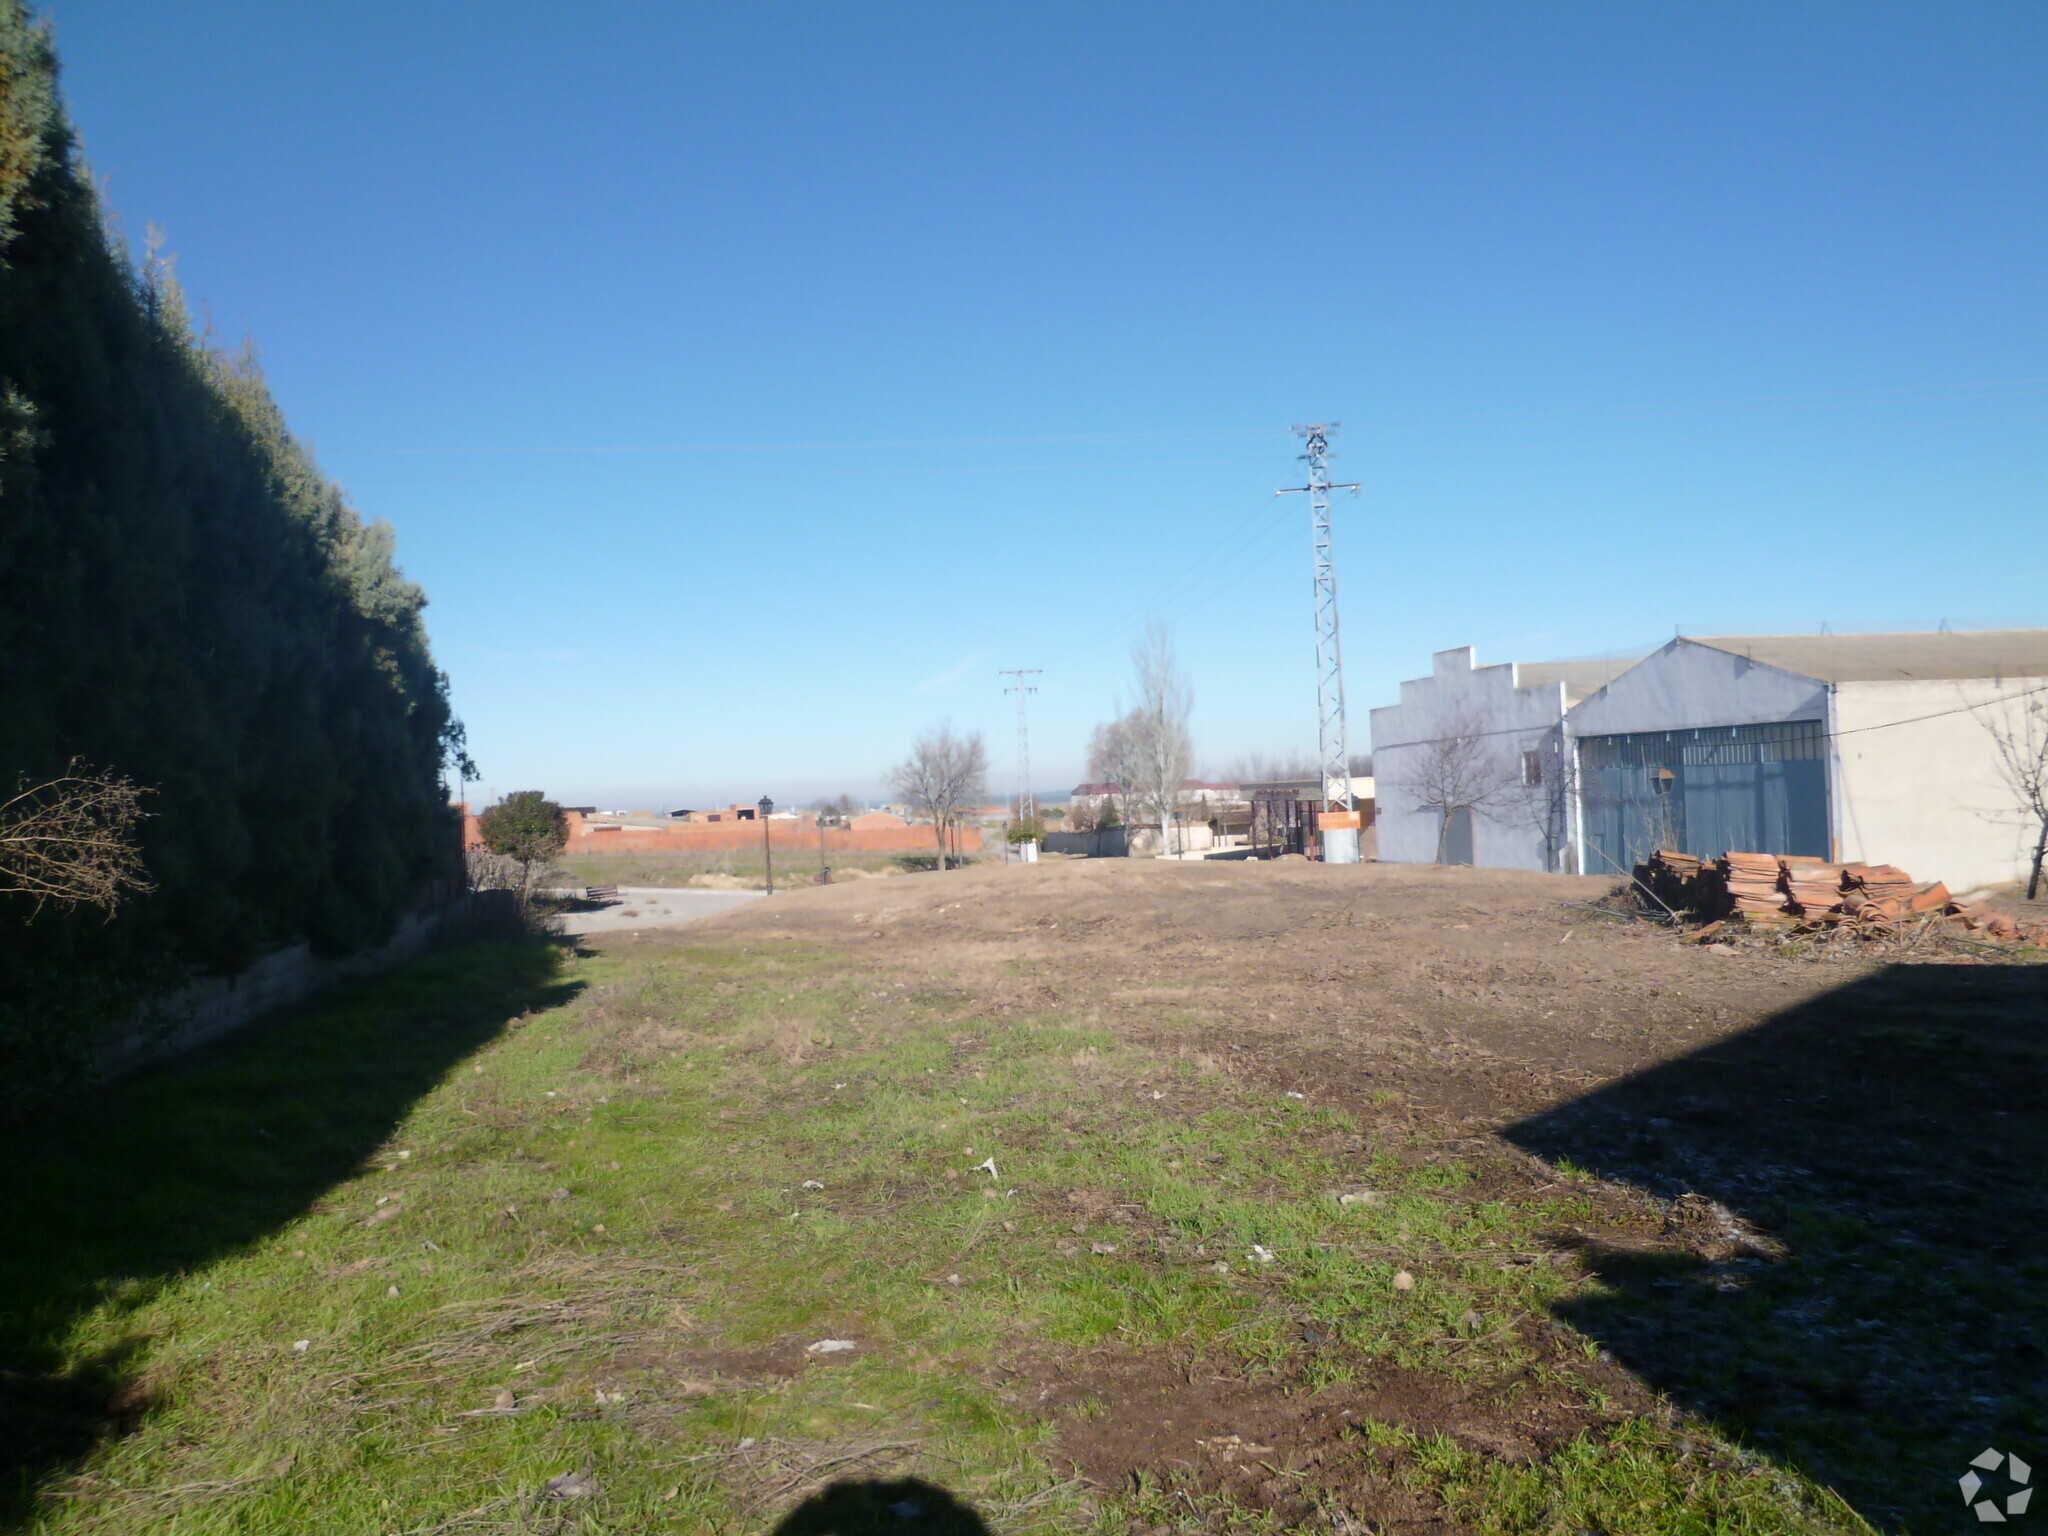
999 669 1041 825
1277 424 1361 851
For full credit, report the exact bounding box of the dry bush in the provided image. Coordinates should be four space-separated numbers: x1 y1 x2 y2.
462 846 563 939
0 761 152 915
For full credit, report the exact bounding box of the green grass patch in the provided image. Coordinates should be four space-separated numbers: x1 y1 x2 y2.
0 937 1863 1534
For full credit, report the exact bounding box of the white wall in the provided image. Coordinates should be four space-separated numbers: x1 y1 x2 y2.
1834 678 2048 894
1368 647 1568 870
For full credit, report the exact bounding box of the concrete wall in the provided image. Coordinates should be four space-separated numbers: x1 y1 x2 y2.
1044 827 1129 858
1368 647 1570 870
1567 639 1826 737
96 892 492 1080
1834 678 2047 893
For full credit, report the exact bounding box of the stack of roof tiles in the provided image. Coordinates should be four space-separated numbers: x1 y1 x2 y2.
1643 849 1704 910
1778 857 1844 917
1839 864 1917 923
1717 852 1788 918
1642 849 1966 930
1637 847 2048 945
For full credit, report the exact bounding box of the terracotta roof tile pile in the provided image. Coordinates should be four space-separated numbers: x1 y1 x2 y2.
1640 848 2047 945
1839 864 1916 923
1718 852 1788 919
1642 849 1705 910
1779 857 1845 918
1955 903 2048 945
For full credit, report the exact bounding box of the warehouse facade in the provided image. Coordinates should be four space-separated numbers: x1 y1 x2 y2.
1565 630 2048 894
1369 647 1640 873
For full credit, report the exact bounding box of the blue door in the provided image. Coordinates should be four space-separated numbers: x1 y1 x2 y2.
1580 721 1827 875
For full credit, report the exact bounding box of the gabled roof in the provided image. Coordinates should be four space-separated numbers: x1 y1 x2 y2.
1688 629 2048 684
1514 658 1645 706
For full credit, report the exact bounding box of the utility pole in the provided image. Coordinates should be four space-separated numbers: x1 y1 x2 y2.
1277 423 1362 864
999 668 1042 854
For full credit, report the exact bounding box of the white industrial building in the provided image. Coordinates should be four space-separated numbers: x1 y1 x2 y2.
1368 647 1640 873
1371 630 2048 894
1568 631 2048 894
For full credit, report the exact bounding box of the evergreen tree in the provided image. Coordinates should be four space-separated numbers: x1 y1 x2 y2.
0 2 461 1106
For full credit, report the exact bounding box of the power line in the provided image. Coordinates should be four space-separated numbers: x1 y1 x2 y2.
1371 678 2048 754
363 376 2048 456
1044 497 1298 670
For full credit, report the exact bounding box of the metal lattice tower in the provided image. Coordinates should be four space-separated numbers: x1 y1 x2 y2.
999 669 1041 823
1277 424 1361 812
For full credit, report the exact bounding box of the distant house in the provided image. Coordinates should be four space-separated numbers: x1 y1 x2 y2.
1070 782 1122 811
1070 779 1237 810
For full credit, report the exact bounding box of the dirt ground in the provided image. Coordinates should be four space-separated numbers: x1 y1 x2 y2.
699 857 1833 1128
682 856 2047 1532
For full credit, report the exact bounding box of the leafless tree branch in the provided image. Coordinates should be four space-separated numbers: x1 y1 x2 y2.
1393 709 1517 863
889 725 988 871
0 761 153 916
1977 693 2048 901
1128 621 1192 853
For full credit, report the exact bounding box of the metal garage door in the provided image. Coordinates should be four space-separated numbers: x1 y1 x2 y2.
1578 721 1828 877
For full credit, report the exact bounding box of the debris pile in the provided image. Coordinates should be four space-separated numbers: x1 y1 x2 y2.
1839 864 1917 923
1953 904 2047 945
1641 848 2045 945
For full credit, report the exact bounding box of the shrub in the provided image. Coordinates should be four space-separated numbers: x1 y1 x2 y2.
476 793 567 893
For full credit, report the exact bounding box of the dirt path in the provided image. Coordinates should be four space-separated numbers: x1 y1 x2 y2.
551 886 763 935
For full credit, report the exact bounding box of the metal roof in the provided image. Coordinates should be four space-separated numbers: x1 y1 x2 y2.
1687 629 2048 683
1513 658 1643 705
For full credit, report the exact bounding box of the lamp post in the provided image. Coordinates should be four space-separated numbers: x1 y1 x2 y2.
817 810 831 885
758 795 774 894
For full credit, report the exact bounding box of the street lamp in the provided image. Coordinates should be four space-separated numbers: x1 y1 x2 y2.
817 808 832 885
758 795 774 895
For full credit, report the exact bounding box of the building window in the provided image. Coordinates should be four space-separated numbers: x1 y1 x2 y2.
1521 749 1543 787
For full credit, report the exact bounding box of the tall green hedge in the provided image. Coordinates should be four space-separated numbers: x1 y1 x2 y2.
0 3 460 1094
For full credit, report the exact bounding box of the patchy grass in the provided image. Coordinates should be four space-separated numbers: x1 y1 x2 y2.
0 935 1866 1534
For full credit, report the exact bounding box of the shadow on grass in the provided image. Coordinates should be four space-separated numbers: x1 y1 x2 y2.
1505 961 2048 1532
771 1477 992 1536
0 939 579 1525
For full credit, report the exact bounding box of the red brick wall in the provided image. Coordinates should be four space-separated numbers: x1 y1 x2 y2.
566 823 981 854
461 810 979 855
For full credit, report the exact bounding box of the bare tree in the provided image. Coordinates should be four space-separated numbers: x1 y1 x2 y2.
1085 711 1144 829
1226 750 1319 784
889 724 988 872
1128 621 1193 855
1979 691 2048 900
1393 711 1515 864
0 762 152 915
1498 728 1579 874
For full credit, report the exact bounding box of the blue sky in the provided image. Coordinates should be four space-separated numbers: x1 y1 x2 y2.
47 2 2047 807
